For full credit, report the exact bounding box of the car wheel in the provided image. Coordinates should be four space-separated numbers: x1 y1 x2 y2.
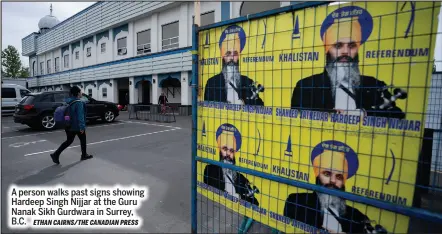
103 110 115 123
41 114 56 130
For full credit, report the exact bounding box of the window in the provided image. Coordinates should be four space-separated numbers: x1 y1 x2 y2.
47 60 51 74
88 88 92 97
64 55 69 68
193 11 215 27
54 92 69 102
117 37 127 55
54 57 60 72
1 88 16 98
240 2 280 16
102 88 107 98
40 94 54 102
86 47 92 57
20 89 30 98
162 21 179 50
40 62 44 75
75 51 79 60
137 30 151 55
101 43 106 53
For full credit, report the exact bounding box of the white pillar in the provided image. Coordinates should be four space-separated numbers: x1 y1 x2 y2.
179 3 189 47
281 2 291 7
151 13 159 53
129 77 138 104
152 74 159 104
181 71 190 105
94 35 98 65
109 28 114 61
80 40 84 68
128 22 134 58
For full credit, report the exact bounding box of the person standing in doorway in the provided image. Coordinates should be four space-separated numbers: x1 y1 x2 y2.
51 86 93 164
158 92 168 114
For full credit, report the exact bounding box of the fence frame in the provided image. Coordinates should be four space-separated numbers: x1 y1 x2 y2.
190 1 442 233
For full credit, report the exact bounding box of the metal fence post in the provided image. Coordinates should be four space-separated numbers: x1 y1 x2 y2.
191 22 199 234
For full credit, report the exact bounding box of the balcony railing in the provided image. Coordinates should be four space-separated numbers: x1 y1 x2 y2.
162 36 179 51
137 43 151 55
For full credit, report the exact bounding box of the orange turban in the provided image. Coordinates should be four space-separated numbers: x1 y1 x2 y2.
322 17 362 53
312 150 349 183
220 33 241 56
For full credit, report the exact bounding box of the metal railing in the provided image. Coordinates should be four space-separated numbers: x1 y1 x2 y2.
162 36 179 50
128 104 176 123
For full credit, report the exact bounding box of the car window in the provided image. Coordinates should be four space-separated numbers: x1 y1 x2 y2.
2 88 17 98
19 95 35 105
54 93 69 102
20 89 30 98
39 94 55 102
80 94 90 103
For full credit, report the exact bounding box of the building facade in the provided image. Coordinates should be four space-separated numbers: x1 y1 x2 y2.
21 1 296 114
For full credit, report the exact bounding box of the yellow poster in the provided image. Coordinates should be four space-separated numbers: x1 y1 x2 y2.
196 2 440 233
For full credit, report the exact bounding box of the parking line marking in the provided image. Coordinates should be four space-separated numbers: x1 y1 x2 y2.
122 120 181 129
1 122 127 140
23 128 178 157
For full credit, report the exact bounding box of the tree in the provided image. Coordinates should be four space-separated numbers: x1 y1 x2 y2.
19 67 30 78
2 45 22 78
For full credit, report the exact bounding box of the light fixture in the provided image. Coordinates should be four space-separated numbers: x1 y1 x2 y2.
109 83 112 87
153 79 156 84
94 83 97 87
129 81 132 85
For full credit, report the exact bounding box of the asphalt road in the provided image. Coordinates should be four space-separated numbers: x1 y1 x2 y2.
1 112 195 233
1 112 272 233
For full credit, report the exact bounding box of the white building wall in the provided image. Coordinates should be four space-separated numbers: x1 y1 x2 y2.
84 83 98 99
72 44 82 69
134 14 151 55
83 40 96 67
53 49 62 73
97 32 112 64
98 83 113 102
158 6 181 52
114 29 130 61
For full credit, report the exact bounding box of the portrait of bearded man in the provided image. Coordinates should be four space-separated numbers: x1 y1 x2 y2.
203 25 264 106
203 123 259 205
291 6 406 119
284 140 387 233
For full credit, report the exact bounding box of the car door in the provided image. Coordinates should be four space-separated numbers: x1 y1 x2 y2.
1 87 19 113
80 94 102 118
53 92 69 110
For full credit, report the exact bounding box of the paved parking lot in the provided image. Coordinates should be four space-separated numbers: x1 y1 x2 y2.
1 112 195 233
1 112 275 233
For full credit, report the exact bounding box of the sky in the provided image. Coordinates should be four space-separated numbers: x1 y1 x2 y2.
2 2 96 67
1 2 442 71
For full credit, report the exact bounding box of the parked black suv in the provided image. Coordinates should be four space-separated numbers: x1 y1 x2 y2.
13 90 119 130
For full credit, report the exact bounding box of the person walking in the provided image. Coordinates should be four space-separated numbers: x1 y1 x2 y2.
158 92 168 114
50 86 93 164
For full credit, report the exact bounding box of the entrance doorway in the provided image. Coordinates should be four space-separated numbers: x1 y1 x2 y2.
141 81 151 104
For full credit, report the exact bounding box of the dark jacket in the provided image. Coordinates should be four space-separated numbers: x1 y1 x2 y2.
291 71 405 119
203 164 259 206
65 97 86 131
284 192 371 233
158 95 168 105
204 73 264 106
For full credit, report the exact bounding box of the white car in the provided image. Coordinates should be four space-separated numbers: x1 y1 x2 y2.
2 83 31 115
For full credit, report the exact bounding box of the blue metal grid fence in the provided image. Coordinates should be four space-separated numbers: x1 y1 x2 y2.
191 2 442 233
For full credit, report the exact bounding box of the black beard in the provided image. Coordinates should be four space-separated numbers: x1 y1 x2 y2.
326 52 359 65
316 177 345 191
220 152 235 165
222 59 239 68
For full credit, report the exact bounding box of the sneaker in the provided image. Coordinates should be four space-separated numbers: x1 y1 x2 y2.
50 153 60 164
80 154 93 161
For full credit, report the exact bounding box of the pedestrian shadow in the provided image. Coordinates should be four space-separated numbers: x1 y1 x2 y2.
14 161 82 186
